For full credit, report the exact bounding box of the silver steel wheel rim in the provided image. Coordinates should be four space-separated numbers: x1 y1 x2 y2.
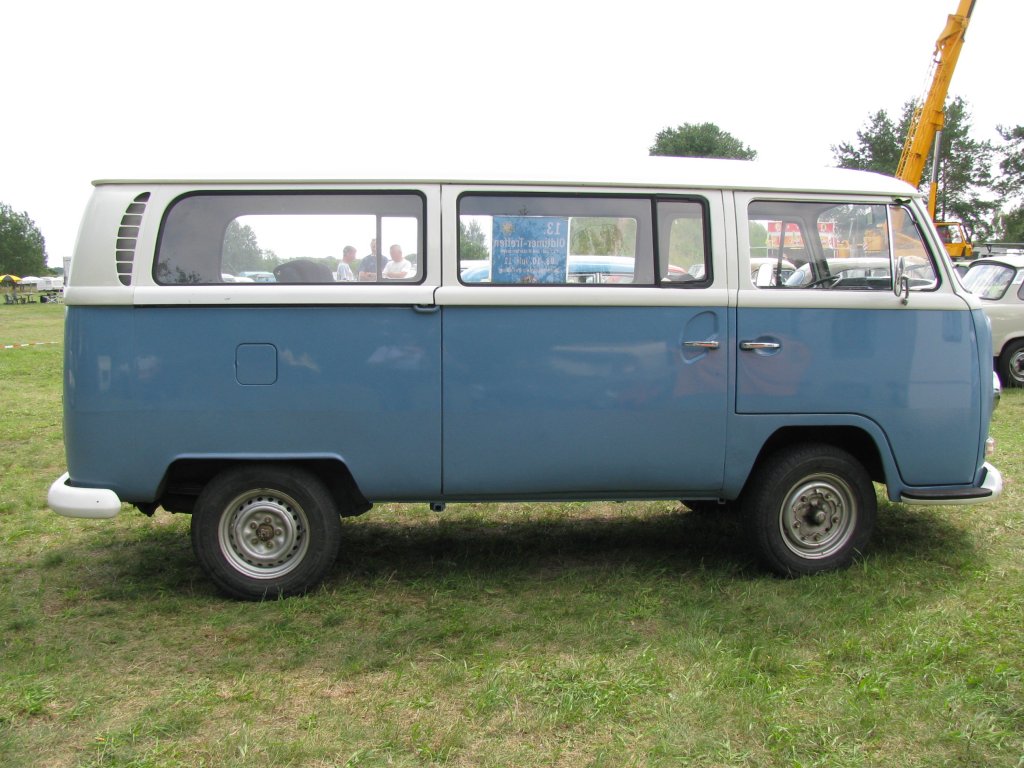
1010 349 1024 384
218 489 310 579
778 473 857 560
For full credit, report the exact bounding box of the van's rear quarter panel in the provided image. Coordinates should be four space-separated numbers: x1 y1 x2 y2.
64 306 442 501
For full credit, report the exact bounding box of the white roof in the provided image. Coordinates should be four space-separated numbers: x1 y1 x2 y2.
970 253 1024 269
93 156 917 197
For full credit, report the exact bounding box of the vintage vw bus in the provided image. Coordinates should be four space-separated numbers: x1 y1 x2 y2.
49 158 1001 598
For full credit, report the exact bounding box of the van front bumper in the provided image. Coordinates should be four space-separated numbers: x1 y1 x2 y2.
899 462 1003 506
48 473 122 519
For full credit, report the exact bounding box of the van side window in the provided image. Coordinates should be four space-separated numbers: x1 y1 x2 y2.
889 205 939 290
657 200 709 284
155 193 424 285
457 195 653 285
748 200 935 291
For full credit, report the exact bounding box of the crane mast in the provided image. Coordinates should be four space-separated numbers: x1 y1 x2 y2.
895 0 976 222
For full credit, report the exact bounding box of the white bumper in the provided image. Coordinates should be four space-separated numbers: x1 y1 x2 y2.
48 473 122 519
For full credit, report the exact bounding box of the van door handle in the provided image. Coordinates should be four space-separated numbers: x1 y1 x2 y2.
412 304 440 314
683 340 720 350
740 341 782 351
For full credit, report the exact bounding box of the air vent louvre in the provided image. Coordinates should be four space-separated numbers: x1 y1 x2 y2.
115 192 150 286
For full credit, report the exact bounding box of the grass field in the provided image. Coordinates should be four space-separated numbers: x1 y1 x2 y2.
1 302 1022 767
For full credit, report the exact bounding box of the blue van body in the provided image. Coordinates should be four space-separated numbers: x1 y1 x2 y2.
49 159 1001 597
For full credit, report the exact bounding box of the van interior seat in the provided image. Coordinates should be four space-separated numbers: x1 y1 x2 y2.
273 259 335 283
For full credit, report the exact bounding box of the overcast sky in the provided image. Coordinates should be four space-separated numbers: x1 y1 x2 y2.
2 0 1022 265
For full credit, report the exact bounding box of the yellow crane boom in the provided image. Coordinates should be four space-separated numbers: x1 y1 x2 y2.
896 0 975 197
895 0 976 257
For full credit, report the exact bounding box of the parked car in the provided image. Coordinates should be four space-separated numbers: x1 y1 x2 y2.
960 254 1024 387
783 257 893 289
460 255 637 284
780 257 938 291
460 255 692 284
238 271 276 282
750 257 796 286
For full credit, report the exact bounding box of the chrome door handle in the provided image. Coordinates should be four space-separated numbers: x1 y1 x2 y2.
683 340 720 350
740 341 781 351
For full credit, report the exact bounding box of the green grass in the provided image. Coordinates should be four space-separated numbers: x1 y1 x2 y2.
1 303 1022 767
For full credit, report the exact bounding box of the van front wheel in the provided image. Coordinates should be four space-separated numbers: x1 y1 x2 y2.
743 444 875 576
191 465 341 599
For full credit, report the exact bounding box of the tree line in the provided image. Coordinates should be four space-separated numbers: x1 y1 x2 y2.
651 107 1024 243
0 202 48 276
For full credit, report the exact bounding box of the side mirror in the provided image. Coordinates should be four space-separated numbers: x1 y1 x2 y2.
893 256 909 304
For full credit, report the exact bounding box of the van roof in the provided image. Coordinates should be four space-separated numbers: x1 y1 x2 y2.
93 156 916 197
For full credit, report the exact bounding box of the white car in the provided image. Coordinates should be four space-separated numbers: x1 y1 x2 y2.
750 257 796 286
783 257 893 289
961 254 1024 387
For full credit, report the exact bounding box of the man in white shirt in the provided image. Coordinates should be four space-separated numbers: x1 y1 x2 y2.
382 244 415 280
336 245 358 281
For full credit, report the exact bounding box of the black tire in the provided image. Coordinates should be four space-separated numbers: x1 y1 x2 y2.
997 340 1024 388
742 444 875 576
191 464 341 600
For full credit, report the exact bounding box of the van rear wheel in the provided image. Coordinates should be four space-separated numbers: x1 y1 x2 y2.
743 444 875 576
191 465 341 599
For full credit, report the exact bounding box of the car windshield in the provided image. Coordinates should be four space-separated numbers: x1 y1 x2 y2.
961 263 1017 300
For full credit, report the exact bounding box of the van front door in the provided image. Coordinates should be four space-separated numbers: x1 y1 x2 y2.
735 197 982 486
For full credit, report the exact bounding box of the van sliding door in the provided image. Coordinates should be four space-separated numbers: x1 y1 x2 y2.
436 187 729 498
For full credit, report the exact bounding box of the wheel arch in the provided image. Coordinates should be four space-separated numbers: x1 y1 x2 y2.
994 330 1024 357
741 425 887 496
155 456 371 517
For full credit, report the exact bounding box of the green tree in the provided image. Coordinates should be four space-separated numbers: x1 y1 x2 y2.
222 221 281 274
650 122 757 160
832 108 905 175
832 97 997 240
458 219 489 261
997 125 1024 192
570 217 637 256
995 125 1024 241
995 207 1024 242
0 203 47 275
931 98 997 238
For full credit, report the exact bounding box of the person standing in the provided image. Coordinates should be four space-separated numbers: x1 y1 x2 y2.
382 244 414 279
336 245 358 281
358 238 386 281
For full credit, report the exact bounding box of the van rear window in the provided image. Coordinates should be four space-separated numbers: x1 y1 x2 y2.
155 192 425 285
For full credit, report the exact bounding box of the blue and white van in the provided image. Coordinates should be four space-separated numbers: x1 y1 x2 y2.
48 157 1002 598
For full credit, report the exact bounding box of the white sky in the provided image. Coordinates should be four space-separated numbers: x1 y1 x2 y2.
2 0 1022 266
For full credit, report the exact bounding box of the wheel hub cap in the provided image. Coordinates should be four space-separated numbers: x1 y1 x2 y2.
780 474 857 559
218 491 310 579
